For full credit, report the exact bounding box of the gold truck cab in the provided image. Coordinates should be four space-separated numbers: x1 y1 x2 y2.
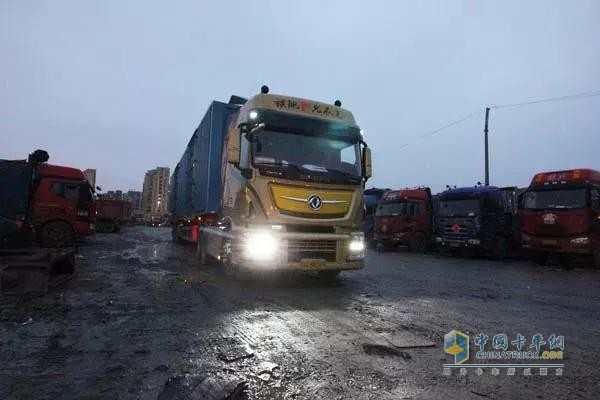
204 87 371 276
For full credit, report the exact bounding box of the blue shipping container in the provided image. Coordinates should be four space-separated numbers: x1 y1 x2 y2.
170 101 240 218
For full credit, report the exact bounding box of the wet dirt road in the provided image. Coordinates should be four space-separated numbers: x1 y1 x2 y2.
1 226 599 399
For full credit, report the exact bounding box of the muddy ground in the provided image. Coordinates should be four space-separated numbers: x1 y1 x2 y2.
1 226 599 399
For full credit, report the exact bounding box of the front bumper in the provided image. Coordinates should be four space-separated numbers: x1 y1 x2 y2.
436 236 482 249
522 235 593 255
375 232 409 244
233 231 365 271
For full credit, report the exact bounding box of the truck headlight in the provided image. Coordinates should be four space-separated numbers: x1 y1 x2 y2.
348 232 365 261
244 231 278 260
349 232 365 252
467 238 481 245
570 237 589 245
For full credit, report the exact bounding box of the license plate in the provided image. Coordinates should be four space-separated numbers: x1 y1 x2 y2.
301 259 326 269
449 242 460 248
542 239 557 246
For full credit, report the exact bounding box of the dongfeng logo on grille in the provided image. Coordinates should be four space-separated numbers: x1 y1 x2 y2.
307 194 323 210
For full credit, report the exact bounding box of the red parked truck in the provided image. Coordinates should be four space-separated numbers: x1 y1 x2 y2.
374 188 434 252
95 199 132 232
0 150 95 247
521 169 600 266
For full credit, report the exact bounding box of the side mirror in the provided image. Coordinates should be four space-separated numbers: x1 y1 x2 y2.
227 129 241 165
362 146 372 179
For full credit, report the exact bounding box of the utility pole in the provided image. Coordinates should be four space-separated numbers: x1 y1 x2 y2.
484 107 490 186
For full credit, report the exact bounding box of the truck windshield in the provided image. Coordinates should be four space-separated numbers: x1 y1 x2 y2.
523 189 588 209
439 199 479 217
376 201 420 217
253 130 361 183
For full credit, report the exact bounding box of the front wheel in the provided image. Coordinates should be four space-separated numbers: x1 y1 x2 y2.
318 270 341 284
592 248 600 269
409 232 427 253
490 237 508 260
527 250 547 265
41 221 74 247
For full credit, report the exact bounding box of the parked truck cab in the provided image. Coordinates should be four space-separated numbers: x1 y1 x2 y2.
0 151 95 247
374 188 433 252
521 169 600 266
33 163 96 246
363 187 390 246
435 186 519 258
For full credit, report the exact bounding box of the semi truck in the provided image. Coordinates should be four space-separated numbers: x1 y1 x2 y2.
170 86 371 280
521 169 600 266
435 185 520 259
0 150 88 293
0 150 95 247
95 199 132 232
374 188 433 252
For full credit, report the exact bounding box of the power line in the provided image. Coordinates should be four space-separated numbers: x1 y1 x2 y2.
397 88 600 151
491 89 600 109
398 109 485 150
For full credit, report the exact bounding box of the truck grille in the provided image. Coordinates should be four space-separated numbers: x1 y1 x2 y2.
439 218 474 241
287 239 337 262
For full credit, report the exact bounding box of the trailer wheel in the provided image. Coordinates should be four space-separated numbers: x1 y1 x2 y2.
171 227 182 243
41 221 74 247
196 234 209 266
409 232 427 253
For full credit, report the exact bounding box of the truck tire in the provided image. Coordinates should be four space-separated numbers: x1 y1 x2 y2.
41 221 74 247
527 250 547 266
318 270 341 284
196 234 209 266
409 232 427 253
490 237 508 260
593 248 600 269
171 227 181 243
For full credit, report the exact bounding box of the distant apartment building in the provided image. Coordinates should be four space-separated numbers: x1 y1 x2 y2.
83 169 96 189
125 190 143 212
99 190 123 200
142 167 170 219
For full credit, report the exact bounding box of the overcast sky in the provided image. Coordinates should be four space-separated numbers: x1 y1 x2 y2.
1 1 599 193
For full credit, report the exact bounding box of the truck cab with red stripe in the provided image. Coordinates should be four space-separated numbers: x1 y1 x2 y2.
521 169 600 265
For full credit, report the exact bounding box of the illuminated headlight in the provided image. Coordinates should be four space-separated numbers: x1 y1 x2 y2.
244 230 278 260
349 232 365 252
467 238 481 245
435 237 443 243
348 232 365 260
249 110 259 120
570 237 589 245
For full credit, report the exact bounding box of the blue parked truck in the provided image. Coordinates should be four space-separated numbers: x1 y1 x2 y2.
434 186 521 258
